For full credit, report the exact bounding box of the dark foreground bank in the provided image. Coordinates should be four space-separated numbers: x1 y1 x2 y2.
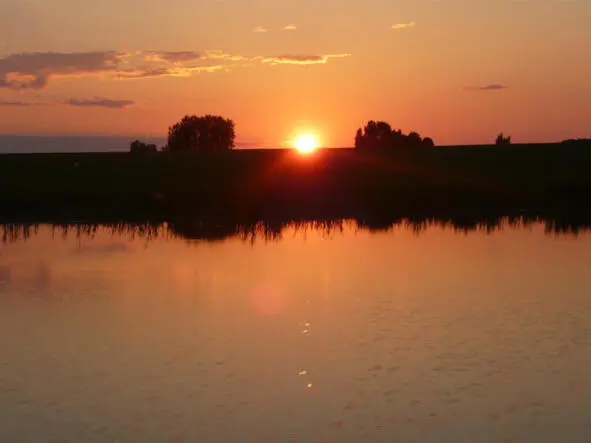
1 143 590 222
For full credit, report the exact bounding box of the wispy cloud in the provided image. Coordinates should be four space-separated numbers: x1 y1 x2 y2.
142 51 202 63
117 67 171 79
0 100 45 106
282 24 297 31
465 84 508 91
118 64 226 79
391 21 416 30
203 50 252 62
262 53 351 65
252 26 268 33
0 51 227 89
0 51 123 90
262 55 326 65
1 96 136 108
0 48 351 88
64 97 135 109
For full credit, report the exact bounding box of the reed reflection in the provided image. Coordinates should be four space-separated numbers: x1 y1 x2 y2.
2 212 591 245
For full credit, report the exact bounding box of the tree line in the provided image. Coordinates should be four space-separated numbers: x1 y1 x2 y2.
354 121 434 149
131 114 589 153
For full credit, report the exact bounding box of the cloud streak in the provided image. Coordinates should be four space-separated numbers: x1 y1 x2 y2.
118 64 225 79
252 26 268 33
465 84 508 91
64 97 135 109
0 48 352 88
142 51 202 63
0 100 44 106
262 53 351 65
204 50 251 61
391 22 416 29
282 24 297 31
1 96 136 108
0 51 123 90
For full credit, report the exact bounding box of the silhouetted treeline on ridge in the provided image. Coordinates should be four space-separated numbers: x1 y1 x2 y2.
354 121 435 149
128 114 589 153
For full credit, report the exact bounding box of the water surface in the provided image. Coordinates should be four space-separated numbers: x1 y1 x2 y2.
1 222 591 443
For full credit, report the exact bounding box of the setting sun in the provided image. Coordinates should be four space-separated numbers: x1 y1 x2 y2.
294 134 319 153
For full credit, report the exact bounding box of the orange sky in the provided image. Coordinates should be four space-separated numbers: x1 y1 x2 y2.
0 0 590 146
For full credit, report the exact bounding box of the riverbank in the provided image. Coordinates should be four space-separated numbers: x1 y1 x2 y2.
1 143 590 222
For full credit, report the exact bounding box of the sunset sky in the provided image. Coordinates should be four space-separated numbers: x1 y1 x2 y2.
0 0 589 147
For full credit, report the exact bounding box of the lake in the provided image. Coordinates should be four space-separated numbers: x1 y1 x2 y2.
2 220 591 443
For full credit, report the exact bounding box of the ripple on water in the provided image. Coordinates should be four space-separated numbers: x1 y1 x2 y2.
570 330 591 346
342 400 356 411
328 421 343 430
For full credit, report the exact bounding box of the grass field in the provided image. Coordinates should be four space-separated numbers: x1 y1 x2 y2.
1 143 590 222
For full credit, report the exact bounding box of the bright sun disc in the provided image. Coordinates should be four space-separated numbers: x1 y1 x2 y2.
294 134 318 153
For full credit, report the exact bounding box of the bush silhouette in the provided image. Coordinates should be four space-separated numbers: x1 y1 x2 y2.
167 115 235 152
130 140 158 154
496 133 512 146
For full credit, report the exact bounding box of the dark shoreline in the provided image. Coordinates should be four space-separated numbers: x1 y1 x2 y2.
1 144 591 240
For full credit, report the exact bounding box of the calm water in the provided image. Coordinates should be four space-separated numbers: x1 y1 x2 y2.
2 222 591 443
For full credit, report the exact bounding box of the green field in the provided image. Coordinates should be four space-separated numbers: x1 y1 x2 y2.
1 143 590 221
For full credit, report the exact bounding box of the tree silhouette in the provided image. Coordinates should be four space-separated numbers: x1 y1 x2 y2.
167 115 235 152
496 133 511 146
391 129 406 147
354 121 434 149
376 121 393 140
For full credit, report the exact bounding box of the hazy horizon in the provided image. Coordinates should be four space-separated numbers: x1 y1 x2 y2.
0 133 579 154
0 134 276 153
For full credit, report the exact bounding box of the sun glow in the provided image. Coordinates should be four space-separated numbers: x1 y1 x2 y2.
294 134 318 153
